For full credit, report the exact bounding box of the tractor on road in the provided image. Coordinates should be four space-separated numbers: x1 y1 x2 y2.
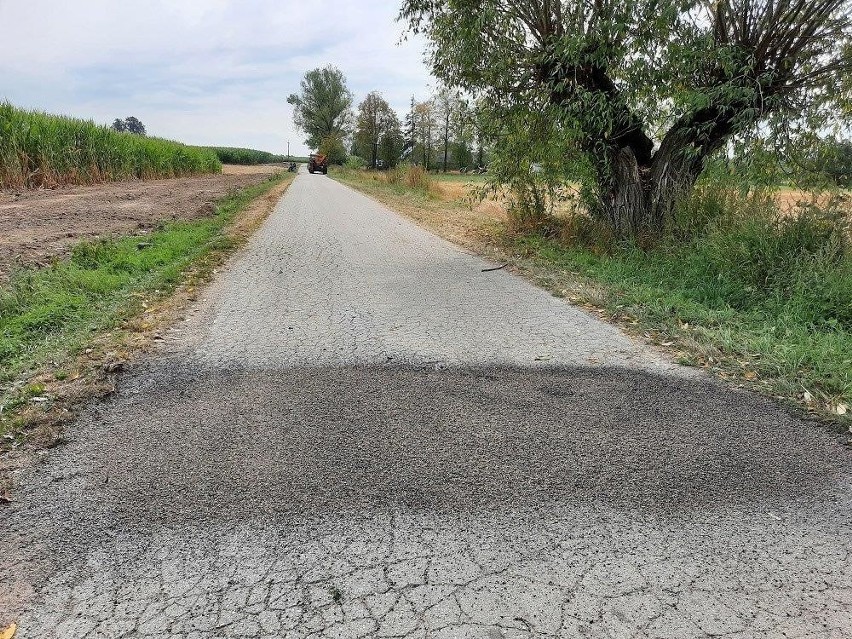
308 153 328 175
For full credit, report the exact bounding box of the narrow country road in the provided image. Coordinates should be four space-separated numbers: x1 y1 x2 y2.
3 170 852 638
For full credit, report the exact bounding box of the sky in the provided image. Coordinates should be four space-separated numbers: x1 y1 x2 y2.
0 0 434 156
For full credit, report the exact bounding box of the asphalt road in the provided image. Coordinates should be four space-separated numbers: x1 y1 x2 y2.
3 170 852 638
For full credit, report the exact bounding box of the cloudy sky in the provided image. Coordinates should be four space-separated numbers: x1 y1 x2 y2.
0 0 434 156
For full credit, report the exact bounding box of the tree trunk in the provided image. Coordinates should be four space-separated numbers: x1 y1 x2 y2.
595 143 704 239
371 110 379 169
443 113 449 172
597 148 651 238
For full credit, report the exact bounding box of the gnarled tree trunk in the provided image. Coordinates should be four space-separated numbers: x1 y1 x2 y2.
597 147 652 238
595 142 707 239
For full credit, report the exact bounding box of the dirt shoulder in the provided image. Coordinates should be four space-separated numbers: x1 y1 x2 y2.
0 173 294 500
0 164 282 280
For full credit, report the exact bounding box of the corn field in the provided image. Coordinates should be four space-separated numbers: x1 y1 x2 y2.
207 147 286 165
0 102 221 189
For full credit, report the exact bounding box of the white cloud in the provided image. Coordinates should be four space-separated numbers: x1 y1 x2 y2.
0 0 433 155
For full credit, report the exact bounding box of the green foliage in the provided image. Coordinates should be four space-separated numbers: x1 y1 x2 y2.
0 174 286 385
207 147 286 165
401 0 852 239
353 91 404 168
378 130 405 168
111 116 146 135
450 141 474 171
433 87 473 171
287 65 354 150
344 156 366 170
407 98 440 169
486 109 589 233
512 190 852 406
319 134 347 165
0 102 221 189
813 139 852 188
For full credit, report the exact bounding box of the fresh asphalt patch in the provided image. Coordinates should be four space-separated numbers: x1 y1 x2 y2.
83 364 848 523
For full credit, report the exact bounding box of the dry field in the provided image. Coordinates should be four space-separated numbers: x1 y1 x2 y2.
0 165 283 281
435 178 850 240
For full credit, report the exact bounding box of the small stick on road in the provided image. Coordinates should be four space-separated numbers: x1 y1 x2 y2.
481 263 507 272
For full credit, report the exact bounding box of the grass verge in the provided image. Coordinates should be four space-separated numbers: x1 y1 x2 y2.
507 233 851 424
0 172 293 456
334 168 851 429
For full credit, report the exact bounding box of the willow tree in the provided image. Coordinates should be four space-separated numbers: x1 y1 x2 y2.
287 65 354 151
401 0 852 238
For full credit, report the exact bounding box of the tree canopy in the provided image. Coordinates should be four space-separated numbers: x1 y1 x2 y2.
433 88 472 171
110 116 146 135
287 65 354 150
354 92 404 168
401 0 852 238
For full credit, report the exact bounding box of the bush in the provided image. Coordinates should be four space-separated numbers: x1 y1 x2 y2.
697 198 851 328
387 165 426 188
509 189 852 407
505 178 574 238
319 135 347 165
542 181 851 331
667 182 778 243
384 165 445 198
815 139 852 188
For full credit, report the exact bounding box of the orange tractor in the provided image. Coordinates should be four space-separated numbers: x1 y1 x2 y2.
308 153 328 174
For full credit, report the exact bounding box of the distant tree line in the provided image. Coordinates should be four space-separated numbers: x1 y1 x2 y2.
287 64 489 170
110 116 146 136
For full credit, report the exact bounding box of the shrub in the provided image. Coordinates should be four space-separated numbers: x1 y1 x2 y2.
504 178 574 238
345 156 366 170
319 134 347 165
702 196 845 279
536 178 851 331
385 164 444 198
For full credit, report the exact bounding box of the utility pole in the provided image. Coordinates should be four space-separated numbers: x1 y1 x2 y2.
287 141 290 161
373 103 379 170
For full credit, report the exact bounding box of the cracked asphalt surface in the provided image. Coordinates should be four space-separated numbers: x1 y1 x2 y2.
3 170 852 638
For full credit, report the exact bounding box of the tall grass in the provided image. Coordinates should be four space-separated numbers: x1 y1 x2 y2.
207 147 286 165
513 187 852 413
383 165 445 198
334 164 446 198
0 102 221 189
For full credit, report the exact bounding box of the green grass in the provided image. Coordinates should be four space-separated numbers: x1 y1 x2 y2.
508 209 852 419
0 102 221 189
0 173 288 414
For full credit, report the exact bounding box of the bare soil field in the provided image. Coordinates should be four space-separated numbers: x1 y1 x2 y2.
0 164 283 280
